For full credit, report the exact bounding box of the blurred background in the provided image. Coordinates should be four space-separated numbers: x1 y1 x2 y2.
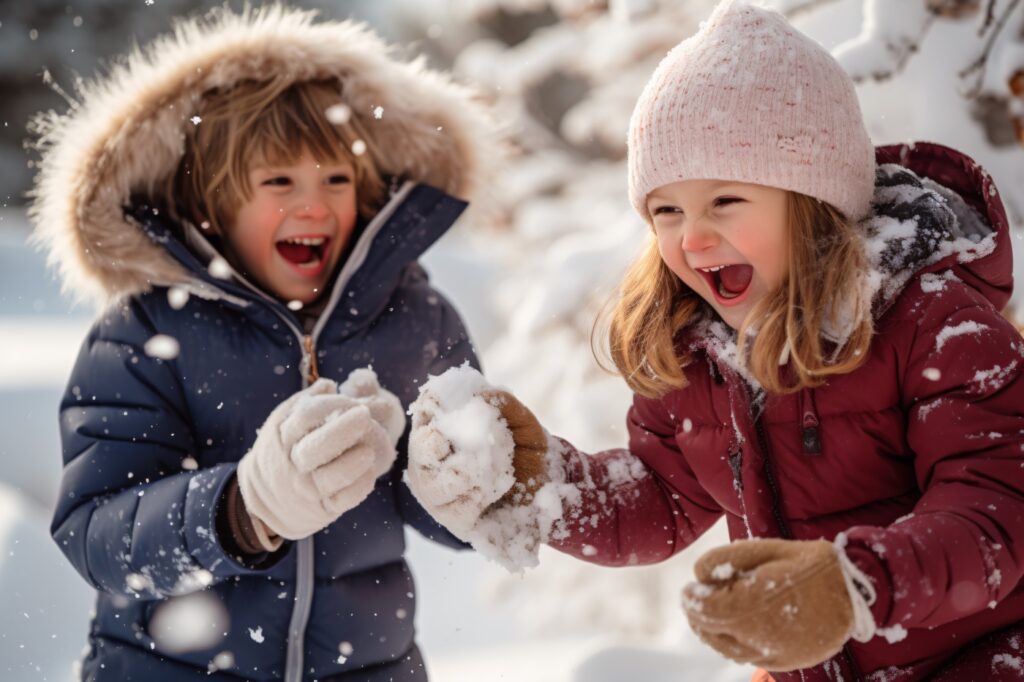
1 0 1022 680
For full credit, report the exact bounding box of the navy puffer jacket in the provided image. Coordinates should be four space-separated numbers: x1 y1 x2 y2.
30 7 501 682
53 183 473 681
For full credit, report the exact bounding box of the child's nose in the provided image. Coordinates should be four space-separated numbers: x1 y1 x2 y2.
293 195 330 221
680 219 718 252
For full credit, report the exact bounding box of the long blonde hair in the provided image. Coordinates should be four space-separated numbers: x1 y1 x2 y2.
166 78 386 235
600 192 873 398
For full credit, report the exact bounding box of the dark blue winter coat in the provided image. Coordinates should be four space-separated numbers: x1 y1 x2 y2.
51 181 476 681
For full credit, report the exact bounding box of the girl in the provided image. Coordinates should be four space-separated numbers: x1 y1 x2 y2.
32 6 498 681
405 1 1024 680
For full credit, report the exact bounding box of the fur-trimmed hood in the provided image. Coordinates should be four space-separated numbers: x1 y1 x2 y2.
28 5 502 308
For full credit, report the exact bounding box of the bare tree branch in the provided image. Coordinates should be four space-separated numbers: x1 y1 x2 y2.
958 0 1023 96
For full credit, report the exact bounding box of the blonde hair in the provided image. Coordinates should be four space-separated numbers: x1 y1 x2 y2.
601 192 873 398
167 78 386 235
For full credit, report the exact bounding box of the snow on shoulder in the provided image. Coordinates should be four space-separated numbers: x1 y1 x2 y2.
407 364 577 573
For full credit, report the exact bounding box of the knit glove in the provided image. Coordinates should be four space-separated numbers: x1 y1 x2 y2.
407 388 548 539
682 539 865 672
237 375 401 542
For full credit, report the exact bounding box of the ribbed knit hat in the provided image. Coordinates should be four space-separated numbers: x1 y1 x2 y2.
627 0 875 222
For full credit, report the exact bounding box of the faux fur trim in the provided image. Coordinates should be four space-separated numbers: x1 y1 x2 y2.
28 5 503 307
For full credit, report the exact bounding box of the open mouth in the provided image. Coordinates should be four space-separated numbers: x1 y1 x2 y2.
697 264 753 303
275 236 330 271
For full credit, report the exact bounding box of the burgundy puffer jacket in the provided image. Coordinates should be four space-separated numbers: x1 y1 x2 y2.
548 143 1024 681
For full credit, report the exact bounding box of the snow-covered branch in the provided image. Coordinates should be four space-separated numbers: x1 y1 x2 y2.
833 0 936 82
770 0 843 19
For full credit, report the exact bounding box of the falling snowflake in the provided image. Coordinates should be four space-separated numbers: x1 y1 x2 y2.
144 334 180 360
325 103 351 125
168 287 189 310
208 257 232 279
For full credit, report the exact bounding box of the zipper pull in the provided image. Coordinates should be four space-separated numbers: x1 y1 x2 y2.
799 389 822 455
801 411 822 455
302 335 320 385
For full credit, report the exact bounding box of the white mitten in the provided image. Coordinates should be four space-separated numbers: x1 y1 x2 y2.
338 368 406 472
237 378 394 541
405 367 518 539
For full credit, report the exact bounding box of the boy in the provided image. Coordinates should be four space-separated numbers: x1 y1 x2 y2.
31 7 498 681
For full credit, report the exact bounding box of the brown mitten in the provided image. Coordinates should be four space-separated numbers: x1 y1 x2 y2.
482 390 548 504
682 539 854 672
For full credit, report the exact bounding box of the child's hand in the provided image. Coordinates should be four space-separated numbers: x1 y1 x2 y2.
237 377 395 541
406 368 549 540
681 538 855 672
338 368 406 450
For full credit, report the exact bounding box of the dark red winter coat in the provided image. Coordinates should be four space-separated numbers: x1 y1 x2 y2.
549 143 1024 681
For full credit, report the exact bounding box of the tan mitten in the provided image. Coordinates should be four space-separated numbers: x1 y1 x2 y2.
482 390 548 505
682 538 854 672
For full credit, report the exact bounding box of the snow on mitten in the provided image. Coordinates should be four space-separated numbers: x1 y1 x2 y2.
407 364 561 572
337 367 405 476
682 539 855 672
406 365 520 538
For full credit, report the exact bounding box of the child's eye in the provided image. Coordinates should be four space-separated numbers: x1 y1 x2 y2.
261 176 291 187
651 206 681 216
714 197 743 207
327 174 352 185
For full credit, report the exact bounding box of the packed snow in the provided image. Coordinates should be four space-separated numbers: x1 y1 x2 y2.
407 364 582 573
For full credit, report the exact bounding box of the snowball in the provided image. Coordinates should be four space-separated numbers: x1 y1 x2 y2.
922 368 941 381
144 334 180 360
408 364 580 573
351 140 367 156
287 300 303 311
407 364 517 537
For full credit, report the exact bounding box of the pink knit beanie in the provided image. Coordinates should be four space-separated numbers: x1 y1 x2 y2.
628 0 875 222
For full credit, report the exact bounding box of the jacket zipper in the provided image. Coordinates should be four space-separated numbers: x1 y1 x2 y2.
173 181 417 681
302 335 320 384
757 399 862 682
753 417 792 540
282 182 413 682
